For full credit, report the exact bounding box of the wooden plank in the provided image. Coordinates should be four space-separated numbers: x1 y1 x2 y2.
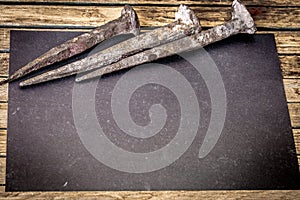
289 103 300 128
0 5 122 27
0 79 8 102
2 0 300 6
0 5 299 28
284 79 300 103
280 55 300 79
294 129 300 154
0 54 8 77
273 32 300 55
0 157 5 185
0 190 299 199
0 103 7 129
0 29 9 51
0 130 6 157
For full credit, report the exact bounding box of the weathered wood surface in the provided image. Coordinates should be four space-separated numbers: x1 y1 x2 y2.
0 189 300 199
280 55 300 78
295 129 300 155
0 158 5 185
0 54 8 77
0 0 299 198
0 130 6 157
0 79 7 102
0 30 9 51
0 5 299 28
2 0 300 6
0 103 7 129
284 79 300 102
289 103 300 128
271 32 300 55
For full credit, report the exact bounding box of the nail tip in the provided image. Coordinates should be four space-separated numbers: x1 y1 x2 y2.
0 78 8 85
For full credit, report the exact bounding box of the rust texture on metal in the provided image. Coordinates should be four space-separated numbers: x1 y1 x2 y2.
4 0 256 87
0 5 140 85
19 5 201 86
75 0 256 82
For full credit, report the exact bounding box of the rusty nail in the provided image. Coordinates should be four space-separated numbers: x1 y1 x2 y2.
1 5 140 86
19 5 201 87
75 0 256 82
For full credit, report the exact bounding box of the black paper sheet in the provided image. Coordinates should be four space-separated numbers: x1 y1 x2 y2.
6 30 300 191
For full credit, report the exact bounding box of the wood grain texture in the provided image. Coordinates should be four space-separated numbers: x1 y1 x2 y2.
0 103 7 129
0 130 6 157
294 129 300 154
0 30 9 51
289 103 300 128
0 79 7 102
2 0 300 6
0 189 299 199
0 5 299 28
0 0 299 196
0 158 5 185
280 55 300 78
274 32 300 55
284 79 300 103
0 54 8 77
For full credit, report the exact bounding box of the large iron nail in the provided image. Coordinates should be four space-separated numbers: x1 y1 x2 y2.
19 5 200 87
0 5 140 85
75 0 256 82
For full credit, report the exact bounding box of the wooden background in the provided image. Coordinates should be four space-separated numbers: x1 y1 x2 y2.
0 0 299 199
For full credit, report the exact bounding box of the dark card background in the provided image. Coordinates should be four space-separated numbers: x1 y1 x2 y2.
6 31 300 191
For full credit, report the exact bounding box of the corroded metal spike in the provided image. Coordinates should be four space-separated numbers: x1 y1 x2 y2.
19 5 201 87
1 5 139 85
75 0 256 82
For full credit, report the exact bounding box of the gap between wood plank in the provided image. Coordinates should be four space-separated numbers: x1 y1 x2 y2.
0 6 299 28
1 0 300 7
